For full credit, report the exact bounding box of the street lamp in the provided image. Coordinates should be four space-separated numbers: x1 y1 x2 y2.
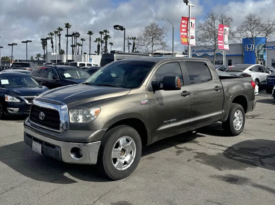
183 0 194 58
8 43 17 62
22 40 32 61
114 25 126 52
163 18 174 57
0 46 3 67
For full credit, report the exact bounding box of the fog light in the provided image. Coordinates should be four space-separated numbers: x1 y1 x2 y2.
7 108 19 113
70 147 83 159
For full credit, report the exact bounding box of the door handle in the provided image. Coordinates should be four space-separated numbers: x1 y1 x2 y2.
214 86 222 91
181 91 190 97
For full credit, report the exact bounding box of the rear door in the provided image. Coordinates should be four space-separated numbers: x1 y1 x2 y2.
46 68 61 89
36 67 50 86
184 61 224 129
147 62 191 142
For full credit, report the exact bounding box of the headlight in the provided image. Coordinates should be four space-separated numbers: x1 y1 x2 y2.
5 95 20 103
69 108 101 123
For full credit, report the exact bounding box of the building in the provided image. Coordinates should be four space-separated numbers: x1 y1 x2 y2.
190 37 275 67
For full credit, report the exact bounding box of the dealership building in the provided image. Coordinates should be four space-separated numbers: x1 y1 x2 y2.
190 37 275 67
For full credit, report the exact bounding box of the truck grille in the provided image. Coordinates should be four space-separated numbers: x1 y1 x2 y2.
30 105 60 130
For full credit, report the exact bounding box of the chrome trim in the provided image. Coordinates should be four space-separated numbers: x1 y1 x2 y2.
24 127 101 165
30 99 69 132
20 96 35 104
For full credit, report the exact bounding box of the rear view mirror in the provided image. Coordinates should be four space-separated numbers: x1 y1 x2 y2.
163 76 181 91
151 81 161 90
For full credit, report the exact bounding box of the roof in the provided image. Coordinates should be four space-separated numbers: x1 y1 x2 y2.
122 57 210 63
0 72 29 76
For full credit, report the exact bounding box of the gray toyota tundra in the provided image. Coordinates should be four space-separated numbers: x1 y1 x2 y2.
24 58 256 180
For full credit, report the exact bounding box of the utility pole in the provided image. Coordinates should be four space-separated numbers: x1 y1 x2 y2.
183 0 194 58
22 40 32 61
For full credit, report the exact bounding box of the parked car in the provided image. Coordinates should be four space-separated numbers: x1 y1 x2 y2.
10 62 36 71
226 64 271 87
266 74 275 93
24 58 256 180
84 67 101 75
1 69 31 75
0 72 48 119
31 66 90 89
215 65 227 72
267 67 275 73
69 62 93 68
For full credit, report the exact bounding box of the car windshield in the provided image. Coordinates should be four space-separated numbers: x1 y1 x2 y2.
85 61 155 89
0 75 39 88
57 67 90 80
12 63 30 68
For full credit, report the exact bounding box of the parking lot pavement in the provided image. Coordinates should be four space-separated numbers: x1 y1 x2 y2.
0 92 274 205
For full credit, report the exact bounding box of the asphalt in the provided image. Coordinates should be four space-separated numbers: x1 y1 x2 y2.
0 91 275 205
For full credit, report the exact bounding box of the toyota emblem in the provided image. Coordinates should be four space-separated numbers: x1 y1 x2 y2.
39 112 46 121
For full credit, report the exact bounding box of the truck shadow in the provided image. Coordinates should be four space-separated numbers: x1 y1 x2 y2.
256 98 275 105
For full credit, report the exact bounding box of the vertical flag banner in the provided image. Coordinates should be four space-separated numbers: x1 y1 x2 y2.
218 24 230 50
180 17 188 45
190 18 196 46
180 17 196 46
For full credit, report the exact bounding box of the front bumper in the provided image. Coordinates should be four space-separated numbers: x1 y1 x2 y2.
4 101 31 116
24 125 102 165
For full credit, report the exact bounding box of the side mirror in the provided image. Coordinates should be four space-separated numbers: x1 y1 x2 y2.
163 76 181 91
151 81 161 90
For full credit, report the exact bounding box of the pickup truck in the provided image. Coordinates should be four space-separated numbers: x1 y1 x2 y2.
24 58 256 180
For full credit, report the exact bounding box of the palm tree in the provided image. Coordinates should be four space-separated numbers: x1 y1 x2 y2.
54 31 58 55
99 31 104 54
77 43 82 55
57 27 63 54
60 49 65 55
104 34 111 53
74 32 80 48
131 37 137 53
35 53 42 61
94 38 101 55
48 32 54 53
65 23 72 62
109 42 113 52
41 40 47 60
80 38 85 55
87 31 93 58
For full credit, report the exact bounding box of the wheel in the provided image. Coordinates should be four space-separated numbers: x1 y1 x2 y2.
0 103 5 119
98 125 142 180
255 79 260 88
222 103 245 136
266 88 273 94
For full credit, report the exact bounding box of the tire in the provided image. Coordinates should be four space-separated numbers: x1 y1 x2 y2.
223 103 245 136
98 125 142 180
266 88 273 94
0 103 5 119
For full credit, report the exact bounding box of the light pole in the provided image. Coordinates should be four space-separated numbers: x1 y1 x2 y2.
0 46 3 67
163 18 174 57
22 40 32 61
183 0 194 58
114 25 126 52
8 43 17 63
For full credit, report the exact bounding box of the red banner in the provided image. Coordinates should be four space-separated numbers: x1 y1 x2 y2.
180 17 188 45
218 24 230 50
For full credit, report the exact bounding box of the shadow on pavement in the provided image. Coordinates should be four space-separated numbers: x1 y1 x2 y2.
223 139 275 171
256 98 275 105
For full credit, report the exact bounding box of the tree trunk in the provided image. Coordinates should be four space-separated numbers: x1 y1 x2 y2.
132 41 135 53
66 28 68 61
97 44 100 55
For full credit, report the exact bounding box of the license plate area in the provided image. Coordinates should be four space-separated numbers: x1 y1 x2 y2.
32 140 42 154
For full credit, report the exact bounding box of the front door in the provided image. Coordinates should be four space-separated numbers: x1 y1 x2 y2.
184 61 224 129
147 62 191 142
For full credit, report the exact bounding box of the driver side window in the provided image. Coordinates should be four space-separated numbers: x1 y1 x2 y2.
47 69 59 80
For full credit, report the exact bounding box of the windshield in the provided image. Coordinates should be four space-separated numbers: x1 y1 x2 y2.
85 61 155 89
12 63 30 68
0 75 39 88
57 67 90 80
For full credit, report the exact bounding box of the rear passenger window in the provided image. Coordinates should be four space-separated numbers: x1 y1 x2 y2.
38 67 49 78
154 62 184 85
186 62 212 84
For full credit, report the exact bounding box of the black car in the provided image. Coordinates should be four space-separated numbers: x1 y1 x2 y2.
10 62 36 71
84 67 101 75
31 66 90 89
0 73 48 119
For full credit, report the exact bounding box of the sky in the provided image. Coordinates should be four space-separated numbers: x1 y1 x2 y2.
0 0 273 60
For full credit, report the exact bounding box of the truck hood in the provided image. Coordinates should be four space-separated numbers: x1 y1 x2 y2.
38 84 130 106
5 86 48 96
